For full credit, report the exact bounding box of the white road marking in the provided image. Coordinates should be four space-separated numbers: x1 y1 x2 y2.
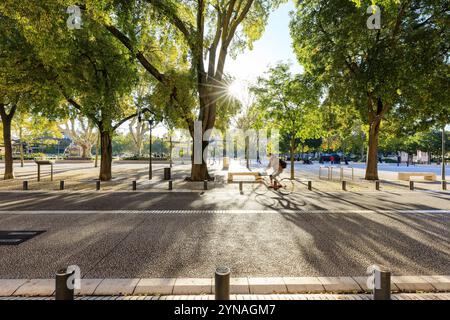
0 209 448 215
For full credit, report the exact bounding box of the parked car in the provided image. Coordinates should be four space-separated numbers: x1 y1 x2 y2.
319 154 341 164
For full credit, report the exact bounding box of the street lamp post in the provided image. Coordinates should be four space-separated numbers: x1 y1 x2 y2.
149 120 153 180
138 108 155 180
169 135 173 169
442 126 446 182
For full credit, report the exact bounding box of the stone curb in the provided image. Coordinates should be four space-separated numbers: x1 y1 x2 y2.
1 276 449 297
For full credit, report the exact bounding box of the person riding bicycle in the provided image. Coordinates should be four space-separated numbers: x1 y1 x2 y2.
266 153 285 190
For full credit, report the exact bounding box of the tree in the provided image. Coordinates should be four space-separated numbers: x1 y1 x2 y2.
1 2 140 180
252 63 321 179
128 118 148 157
61 113 97 159
290 0 449 180
0 14 61 179
13 112 63 166
88 0 285 180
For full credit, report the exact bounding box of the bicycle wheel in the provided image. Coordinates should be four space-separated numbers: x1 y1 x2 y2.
277 178 295 195
252 179 268 195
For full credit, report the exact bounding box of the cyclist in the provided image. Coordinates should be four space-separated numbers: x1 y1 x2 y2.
266 153 285 190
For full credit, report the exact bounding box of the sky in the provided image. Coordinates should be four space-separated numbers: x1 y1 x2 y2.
226 1 302 82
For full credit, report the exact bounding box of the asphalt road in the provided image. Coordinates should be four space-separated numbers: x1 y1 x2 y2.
0 189 449 211
0 190 448 278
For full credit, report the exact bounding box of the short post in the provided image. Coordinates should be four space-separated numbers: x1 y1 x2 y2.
409 181 414 191
215 266 230 300
239 181 243 194
55 268 74 300
60 181 65 190
342 180 347 191
23 181 28 191
308 181 312 191
96 180 101 191
51 164 53 181
204 180 208 191
375 180 380 191
442 181 447 191
132 180 137 191
37 164 41 182
168 180 173 191
164 167 171 180
373 268 391 300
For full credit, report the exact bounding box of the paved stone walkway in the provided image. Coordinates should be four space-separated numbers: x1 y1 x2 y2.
1 293 449 300
1 276 449 297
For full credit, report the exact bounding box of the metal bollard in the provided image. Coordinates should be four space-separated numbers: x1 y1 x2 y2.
443 181 447 191
23 181 28 191
215 266 230 300
96 180 101 191
55 268 74 300
239 181 243 194
342 180 347 191
308 181 312 191
373 268 391 300
409 181 414 191
375 180 380 191
132 180 137 191
204 180 208 190
168 180 173 191
60 181 65 190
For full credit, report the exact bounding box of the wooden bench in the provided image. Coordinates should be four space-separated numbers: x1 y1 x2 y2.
228 172 262 182
398 172 436 181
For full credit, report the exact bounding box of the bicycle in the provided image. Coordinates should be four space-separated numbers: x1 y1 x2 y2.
252 172 295 196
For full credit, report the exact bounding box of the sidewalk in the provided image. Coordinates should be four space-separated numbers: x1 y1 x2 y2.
1 276 449 297
1 293 449 300
0 160 447 193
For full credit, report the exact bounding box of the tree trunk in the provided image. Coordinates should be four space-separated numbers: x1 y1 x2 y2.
94 133 99 168
19 143 24 168
245 136 250 169
0 104 16 180
365 119 381 180
19 127 24 167
191 162 209 181
81 145 88 159
290 135 295 180
137 142 142 158
2 116 14 180
360 132 365 161
190 140 211 181
222 133 227 158
99 130 112 181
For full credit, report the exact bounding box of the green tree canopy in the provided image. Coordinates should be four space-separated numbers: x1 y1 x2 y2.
251 62 321 178
290 0 449 179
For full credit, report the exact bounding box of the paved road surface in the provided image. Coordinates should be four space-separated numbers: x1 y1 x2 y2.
0 191 448 279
